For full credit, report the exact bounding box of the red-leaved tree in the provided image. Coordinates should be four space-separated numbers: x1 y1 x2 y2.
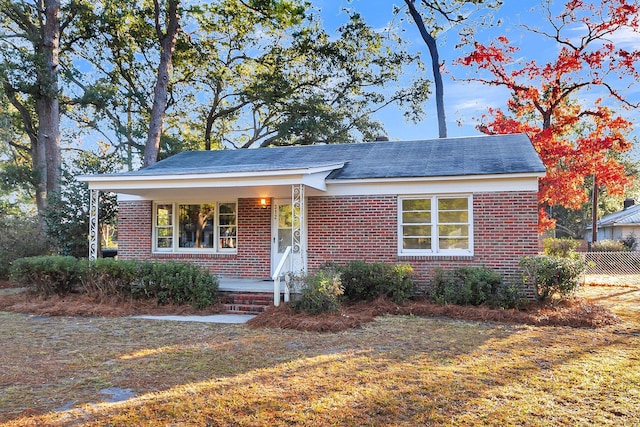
459 0 639 231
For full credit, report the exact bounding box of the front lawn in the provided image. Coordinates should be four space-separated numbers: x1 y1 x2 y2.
0 284 639 426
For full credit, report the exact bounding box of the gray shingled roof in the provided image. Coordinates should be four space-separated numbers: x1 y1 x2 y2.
597 203 640 227
121 133 545 180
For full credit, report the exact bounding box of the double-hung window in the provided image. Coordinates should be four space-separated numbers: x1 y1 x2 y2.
153 202 237 253
399 195 472 255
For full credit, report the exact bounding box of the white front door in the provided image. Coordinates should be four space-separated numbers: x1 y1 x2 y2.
272 199 293 274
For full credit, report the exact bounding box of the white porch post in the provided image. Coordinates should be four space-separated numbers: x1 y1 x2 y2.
291 183 305 274
88 189 99 260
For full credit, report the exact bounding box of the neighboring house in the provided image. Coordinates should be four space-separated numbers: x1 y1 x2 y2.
586 199 640 245
80 133 545 294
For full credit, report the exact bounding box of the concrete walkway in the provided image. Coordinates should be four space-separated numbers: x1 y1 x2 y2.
132 314 256 324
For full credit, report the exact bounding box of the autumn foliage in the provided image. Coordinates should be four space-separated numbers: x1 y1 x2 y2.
459 0 639 230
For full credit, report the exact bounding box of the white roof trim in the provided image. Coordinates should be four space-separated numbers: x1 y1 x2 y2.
325 171 545 184
78 163 344 192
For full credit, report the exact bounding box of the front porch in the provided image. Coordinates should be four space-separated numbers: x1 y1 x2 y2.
218 277 288 293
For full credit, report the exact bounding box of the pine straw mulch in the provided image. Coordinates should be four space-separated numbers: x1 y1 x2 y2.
0 281 225 318
247 295 620 332
0 280 621 332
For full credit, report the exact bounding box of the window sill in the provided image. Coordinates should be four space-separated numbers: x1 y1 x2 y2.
399 253 474 261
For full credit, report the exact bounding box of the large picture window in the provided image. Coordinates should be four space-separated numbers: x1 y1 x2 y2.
154 202 237 253
399 195 472 255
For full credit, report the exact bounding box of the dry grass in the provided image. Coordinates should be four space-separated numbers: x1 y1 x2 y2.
0 283 639 426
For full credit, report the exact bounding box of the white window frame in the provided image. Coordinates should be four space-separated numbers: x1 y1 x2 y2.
398 195 473 256
153 201 238 254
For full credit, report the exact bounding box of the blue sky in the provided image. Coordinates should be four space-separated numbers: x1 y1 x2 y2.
311 0 640 142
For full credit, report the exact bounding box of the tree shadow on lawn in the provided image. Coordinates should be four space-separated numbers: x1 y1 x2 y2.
0 284 637 426
7 312 639 427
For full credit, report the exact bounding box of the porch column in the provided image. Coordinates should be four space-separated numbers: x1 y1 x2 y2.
88 189 99 260
291 183 305 274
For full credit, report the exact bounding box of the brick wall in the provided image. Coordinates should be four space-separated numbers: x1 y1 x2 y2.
117 200 153 260
117 198 271 278
118 191 539 293
306 192 539 293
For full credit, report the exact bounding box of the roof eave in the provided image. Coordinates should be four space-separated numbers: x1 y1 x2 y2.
78 163 345 192
326 171 546 184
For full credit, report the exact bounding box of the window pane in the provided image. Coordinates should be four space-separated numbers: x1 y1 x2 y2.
157 237 173 249
439 211 468 223
278 228 292 252
157 227 172 237
403 237 431 250
179 204 215 248
218 203 237 250
439 238 469 250
438 225 469 237
278 204 292 228
220 235 236 249
403 211 431 223
438 198 468 210
403 225 431 237
403 199 431 211
219 203 235 215
156 204 172 226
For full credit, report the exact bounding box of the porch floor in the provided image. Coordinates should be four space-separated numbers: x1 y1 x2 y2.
218 277 287 293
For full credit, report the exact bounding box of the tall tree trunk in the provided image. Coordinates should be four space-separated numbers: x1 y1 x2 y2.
142 0 180 167
32 0 62 228
41 0 61 196
405 0 447 138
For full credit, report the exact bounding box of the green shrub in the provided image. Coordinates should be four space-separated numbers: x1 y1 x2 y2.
491 281 526 309
543 238 580 258
291 270 343 314
520 255 586 301
82 258 140 298
429 266 522 308
10 257 218 308
11 256 87 296
0 217 51 279
385 263 416 303
591 239 629 252
143 261 218 309
340 261 415 303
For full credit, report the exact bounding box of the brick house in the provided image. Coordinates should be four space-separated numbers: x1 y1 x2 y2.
81 133 545 298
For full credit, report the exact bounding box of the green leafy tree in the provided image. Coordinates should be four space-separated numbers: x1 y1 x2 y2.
193 3 429 148
45 149 119 257
0 0 96 225
70 0 430 161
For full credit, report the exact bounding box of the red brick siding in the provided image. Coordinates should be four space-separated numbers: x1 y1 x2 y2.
117 200 152 260
117 199 271 278
306 192 539 293
307 195 397 265
118 191 539 293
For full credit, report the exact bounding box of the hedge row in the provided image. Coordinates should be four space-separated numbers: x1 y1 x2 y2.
10 256 219 309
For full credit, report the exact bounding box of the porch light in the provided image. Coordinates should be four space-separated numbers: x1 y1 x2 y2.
260 198 268 209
